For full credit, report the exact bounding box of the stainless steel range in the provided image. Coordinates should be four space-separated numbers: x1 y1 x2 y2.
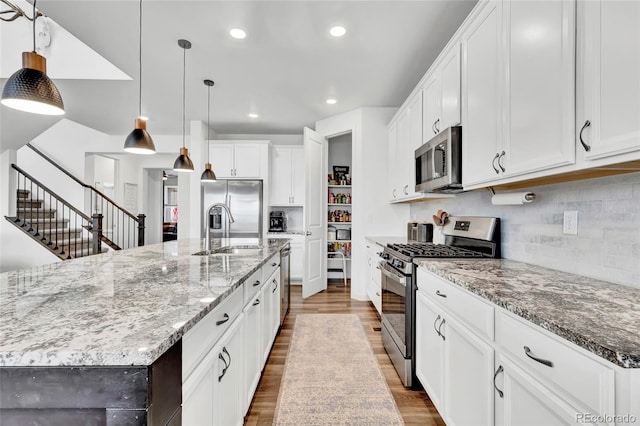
380 216 500 388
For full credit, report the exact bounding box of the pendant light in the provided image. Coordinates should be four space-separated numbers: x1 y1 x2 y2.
1 0 64 115
200 79 217 182
173 39 194 172
123 0 155 154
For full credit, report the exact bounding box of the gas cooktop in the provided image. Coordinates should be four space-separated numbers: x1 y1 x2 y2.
386 243 489 258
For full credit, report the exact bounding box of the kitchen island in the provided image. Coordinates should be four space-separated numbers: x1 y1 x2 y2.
0 238 289 425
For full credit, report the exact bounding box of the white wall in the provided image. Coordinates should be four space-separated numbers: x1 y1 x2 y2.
316 107 408 300
217 134 302 145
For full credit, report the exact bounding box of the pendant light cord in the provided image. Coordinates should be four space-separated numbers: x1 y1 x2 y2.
207 84 211 159
182 44 186 149
138 0 142 118
32 0 37 52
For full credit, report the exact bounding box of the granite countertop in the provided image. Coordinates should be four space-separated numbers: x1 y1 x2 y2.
365 236 408 247
0 238 289 368
415 259 640 368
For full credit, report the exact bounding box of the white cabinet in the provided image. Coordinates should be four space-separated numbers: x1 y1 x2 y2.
577 0 640 164
415 290 494 425
242 292 263 414
389 91 423 201
270 146 304 205
494 352 588 426
387 121 400 200
290 238 304 281
462 0 575 188
210 143 263 178
365 242 382 315
423 44 461 139
461 0 503 187
261 269 280 363
183 314 244 426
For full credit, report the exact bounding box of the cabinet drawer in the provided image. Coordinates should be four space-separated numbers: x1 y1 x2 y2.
495 310 615 416
416 267 494 341
183 289 243 382
243 268 263 305
262 253 280 283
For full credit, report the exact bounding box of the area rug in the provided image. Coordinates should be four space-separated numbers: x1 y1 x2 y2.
273 314 404 425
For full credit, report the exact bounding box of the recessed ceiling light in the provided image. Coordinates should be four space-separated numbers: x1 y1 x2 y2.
248 113 259 118
230 28 247 39
330 26 346 37
326 99 337 105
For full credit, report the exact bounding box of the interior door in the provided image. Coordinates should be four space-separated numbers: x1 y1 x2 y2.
303 127 327 298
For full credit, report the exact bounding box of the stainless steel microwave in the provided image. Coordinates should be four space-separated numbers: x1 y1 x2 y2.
415 126 463 193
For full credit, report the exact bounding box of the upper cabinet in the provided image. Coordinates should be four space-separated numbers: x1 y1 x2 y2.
210 142 264 178
389 91 423 201
462 0 576 189
270 146 304 206
423 44 462 139
577 0 640 165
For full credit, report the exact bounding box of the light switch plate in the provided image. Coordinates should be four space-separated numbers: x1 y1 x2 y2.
563 211 578 235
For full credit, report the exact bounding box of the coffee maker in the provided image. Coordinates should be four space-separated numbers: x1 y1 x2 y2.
269 211 287 232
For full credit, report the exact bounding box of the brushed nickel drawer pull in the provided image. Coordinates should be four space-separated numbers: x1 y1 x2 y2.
494 365 504 398
435 290 447 298
524 346 554 367
216 313 230 326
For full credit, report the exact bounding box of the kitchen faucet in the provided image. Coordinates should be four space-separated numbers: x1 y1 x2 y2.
204 203 235 252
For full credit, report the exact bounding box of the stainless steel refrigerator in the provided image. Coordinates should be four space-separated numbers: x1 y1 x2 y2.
201 180 263 239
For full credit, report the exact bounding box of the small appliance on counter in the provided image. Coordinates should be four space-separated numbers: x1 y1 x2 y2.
269 211 288 232
407 222 433 242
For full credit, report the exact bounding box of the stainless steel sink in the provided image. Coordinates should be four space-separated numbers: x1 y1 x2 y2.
192 245 264 256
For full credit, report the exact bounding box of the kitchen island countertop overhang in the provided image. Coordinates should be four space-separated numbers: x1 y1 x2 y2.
0 238 290 367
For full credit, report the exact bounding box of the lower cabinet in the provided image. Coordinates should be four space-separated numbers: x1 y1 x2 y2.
183 314 244 426
416 267 619 426
365 243 382 315
242 292 263 414
415 290 494 425
494 353 587 425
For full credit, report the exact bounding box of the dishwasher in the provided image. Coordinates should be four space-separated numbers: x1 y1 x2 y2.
279 243 291 327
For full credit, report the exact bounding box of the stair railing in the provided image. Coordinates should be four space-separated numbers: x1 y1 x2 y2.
25 143 145 250
10 164 103 259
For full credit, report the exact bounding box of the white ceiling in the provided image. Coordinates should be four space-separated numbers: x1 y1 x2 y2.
2 0 477 139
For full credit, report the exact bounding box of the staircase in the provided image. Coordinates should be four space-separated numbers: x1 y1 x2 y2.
6 189 106 260
6 152 145 261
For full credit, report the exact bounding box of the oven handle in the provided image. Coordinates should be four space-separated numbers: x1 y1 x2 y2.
380 264 407 286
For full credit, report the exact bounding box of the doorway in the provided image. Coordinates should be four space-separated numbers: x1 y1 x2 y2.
162 171 178 242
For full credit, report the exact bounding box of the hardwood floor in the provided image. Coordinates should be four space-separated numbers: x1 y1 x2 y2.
244 282 445 426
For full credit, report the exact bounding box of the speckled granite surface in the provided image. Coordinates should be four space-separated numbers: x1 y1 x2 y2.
0 238 288 367
365 236 408 247
415 259 640 368
268 231 305 236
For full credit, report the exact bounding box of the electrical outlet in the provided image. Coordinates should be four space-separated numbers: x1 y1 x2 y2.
563 211 578 235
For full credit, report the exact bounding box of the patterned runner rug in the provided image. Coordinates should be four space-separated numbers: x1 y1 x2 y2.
273 314 404 425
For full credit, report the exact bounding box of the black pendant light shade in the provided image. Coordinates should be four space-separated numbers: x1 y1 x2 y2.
173 147 194 172
200 79 217 182
200 163 217 181
1 41 64 115
173 39 194 172
124 118 156 154
123 0 155 154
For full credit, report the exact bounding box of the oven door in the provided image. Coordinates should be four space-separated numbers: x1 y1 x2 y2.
380 261 410 357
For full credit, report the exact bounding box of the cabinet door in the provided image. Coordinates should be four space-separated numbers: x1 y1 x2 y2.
440 44 461 129
396 108 412 197
495 353 588 425
442 314 494 426
387 121 399 201
210 144 235 178
242 296 263 413
423 74 441 138
269 270 281 340
291 147 305 205
233 144 262 178
504 0 575 177
270 147 293 205
214 316 244 426
415 291 444 412
260 282 273 363
579 0 640 162
182 350 216 425
462 0 503 187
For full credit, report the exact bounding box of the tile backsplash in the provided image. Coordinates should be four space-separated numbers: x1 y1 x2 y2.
410 172 640 288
